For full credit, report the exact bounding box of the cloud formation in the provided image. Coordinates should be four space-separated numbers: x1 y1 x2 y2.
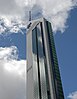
68 91 77 99
0 46 26 99
0 0 24 15
0 0 77 34
0 46 18 60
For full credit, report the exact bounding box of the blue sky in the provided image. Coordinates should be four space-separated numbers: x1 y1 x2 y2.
54 7 77 99
0 31 26 59
0 0 77 99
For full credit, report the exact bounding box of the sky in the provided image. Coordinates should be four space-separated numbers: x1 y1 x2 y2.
0 0 77 99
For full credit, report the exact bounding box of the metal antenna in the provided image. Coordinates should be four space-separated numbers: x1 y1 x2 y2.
29 11 31 21
27 11 32 29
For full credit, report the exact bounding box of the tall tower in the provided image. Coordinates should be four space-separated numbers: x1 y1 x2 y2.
27 18 64 99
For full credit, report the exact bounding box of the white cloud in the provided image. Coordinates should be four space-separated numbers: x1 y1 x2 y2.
0 46 26 99
0 46 18 60
0 0 24 15
31 0 77 32
68 91 77 99
0 0 77 34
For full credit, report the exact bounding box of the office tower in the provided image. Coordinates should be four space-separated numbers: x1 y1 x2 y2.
27 18 64 99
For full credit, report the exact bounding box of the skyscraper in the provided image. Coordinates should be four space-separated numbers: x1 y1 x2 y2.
27 18 64 99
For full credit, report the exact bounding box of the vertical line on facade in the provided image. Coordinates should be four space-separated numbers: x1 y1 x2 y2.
35 27 42 99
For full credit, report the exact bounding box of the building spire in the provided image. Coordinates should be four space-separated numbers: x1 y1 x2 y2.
29 11 31 21
27 11 32 29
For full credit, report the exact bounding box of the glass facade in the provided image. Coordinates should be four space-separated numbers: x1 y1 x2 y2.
27 18 64 99
46 21 64 99
32 23 48 99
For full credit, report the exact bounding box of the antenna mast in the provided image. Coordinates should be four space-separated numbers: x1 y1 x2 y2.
27 11 32 29
29 11 31 21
